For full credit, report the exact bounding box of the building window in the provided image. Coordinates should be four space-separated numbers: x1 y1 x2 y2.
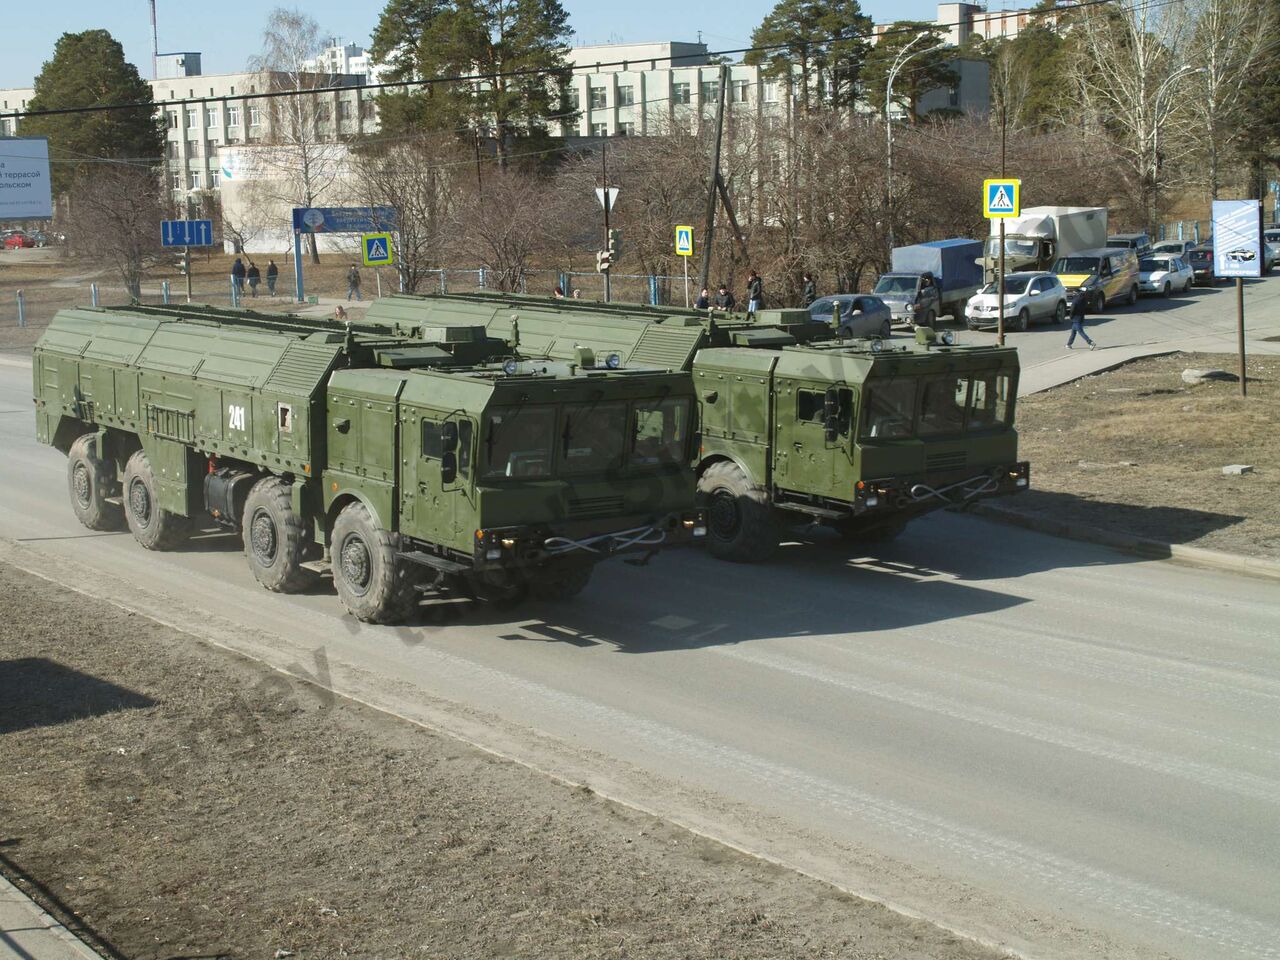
700 80 720 103
316 103 331 121
589 86 607 109
617 85 635 107
185 107 198 127
209 169 220 187
206 107 219 127
618 121 636 136
337 100 353 120
187 140 200 157
672 82 690 105
731 79 750 103
591 122 608 137
166 141 178 159
227 105 241 127
762 80 778 103
361 99 376 119
566 88 580 110
249 105 262 126
167 111 179 129
0 120 9 136
170 173 182 190
189 171 202 190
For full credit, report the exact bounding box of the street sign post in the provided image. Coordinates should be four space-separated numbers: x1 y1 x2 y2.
361 232 395 267
983 178 1022 345
675 225 694 306
161 219 215 303
1212 198 1262 396
291 206 398 302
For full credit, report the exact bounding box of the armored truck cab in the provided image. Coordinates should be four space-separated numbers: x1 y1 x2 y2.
33 304 702 621
365 293 1030 562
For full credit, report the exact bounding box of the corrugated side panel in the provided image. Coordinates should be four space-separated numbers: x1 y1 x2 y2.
630 324 704 371
263 339 343 397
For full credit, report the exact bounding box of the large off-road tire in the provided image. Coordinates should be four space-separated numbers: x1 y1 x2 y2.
123 449 190 550
1053 300 1067 324
529 563 593 602
331 501 419 624
67 434 124 531
243 477 315 593
697 460 778 563
1016 308 1030 332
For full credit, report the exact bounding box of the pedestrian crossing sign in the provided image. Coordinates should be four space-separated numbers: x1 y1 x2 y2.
674 225 694 257
361 232 395 267
983 179 1020 218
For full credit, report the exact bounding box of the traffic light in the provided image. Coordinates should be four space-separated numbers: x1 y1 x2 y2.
175 256 188 275
596 249 612 273
607 228 622 260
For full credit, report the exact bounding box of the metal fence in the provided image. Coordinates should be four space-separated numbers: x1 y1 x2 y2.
1156 220 1211 244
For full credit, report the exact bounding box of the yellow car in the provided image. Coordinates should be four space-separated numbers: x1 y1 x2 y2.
1052 246 1140 313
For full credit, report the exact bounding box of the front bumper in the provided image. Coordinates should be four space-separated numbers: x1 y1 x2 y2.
966 309 1017 329
472 511 706 570
852 461 1030 517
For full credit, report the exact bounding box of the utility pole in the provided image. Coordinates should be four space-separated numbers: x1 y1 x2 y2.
601 140 611 303
698 65 729 293
997 106 1007 346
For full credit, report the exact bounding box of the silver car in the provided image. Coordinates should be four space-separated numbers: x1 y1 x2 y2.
808 294 893 338
965 272 1067 331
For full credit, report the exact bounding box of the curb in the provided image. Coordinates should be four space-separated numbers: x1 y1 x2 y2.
971 503 1280 581
0 874 106 960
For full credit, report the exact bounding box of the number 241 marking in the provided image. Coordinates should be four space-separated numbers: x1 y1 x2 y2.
228 404 246 431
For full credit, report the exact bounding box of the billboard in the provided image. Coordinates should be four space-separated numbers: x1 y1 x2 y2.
1212 199 1262 280
0 136 53 221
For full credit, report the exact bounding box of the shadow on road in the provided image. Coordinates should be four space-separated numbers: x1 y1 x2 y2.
0 657 156 733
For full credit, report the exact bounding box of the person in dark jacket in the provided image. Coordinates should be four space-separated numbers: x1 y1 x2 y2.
802 272 817 306
1066 294 1097 350
694 287 710 310
265 259 279 296
713 284 736 311
745 270 764 314
230 257 246 295
246 261 261 296
346 264 362 301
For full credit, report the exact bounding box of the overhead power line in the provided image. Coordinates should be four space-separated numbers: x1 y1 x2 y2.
1 0 1132 122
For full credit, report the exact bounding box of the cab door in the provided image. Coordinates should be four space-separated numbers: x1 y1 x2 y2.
400 409 474 550
775 379 854 499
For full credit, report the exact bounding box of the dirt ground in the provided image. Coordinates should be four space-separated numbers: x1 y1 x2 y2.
0 562 1001 960
998 352 1279 558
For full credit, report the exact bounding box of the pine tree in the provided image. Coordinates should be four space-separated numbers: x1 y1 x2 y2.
861 23 958 122
21 30 164 195
745 0 872 112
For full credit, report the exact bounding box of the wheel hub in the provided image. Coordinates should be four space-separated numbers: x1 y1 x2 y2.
128 478 152 527
249 509 278 564
339 535 372 593
708 489 741 540
72 463 92 508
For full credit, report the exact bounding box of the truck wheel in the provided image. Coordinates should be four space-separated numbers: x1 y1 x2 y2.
879 319 892 338
1128 285 1138 306
529 563 593 602
331 501 419 624
123 450 190 550
697 461 777 563
1016 308 1030 331
67 434 124 531
243 477 314 593
1053 301 1067 324
1092 291 1105 313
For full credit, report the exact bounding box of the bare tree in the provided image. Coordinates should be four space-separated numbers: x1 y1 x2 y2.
247 8 346 263
463 172 562 292
65 166 167 299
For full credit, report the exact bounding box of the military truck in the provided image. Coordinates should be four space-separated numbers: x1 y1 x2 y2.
32 304 703 621
365 294 1030 563
981 206 1108 283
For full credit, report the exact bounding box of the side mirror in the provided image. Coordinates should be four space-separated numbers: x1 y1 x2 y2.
823 388 838 420
1028 288 1040 296
824 418 838 443
441 421 458 452
440 452 458 484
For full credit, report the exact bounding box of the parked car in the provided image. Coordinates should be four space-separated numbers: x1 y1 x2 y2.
2 230 35 249
1152 240 1194 258
1107 232 1153 256
1138 255 1193 295
26 230 50 247
964 271 1067 331
808 294 893 338
1186 245 1217 285
1052 247 1141 312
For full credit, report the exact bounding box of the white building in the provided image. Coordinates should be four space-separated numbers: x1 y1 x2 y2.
303 40 384 84
877 3 1044 46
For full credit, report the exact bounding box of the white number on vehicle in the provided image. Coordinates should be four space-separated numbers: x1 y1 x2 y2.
228 404 246 431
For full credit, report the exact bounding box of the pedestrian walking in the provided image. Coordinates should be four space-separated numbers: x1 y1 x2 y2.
801 272 817 306
713 283 736 311
246 261 260 297
694 287 710 310
346 264 362 302
746 270 764 314
230 257 246 296
1066 295 1097 350
266 259 279 296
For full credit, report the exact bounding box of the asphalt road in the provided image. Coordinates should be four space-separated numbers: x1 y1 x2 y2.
1 360 1277 960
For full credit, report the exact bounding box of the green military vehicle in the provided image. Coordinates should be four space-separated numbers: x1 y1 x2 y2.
364 294 1030 562
32 303 703 621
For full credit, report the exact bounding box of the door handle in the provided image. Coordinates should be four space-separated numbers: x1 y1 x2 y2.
794 441 803 451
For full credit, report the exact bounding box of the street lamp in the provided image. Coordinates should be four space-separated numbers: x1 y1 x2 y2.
1150 65 1205 224
886 34 946 255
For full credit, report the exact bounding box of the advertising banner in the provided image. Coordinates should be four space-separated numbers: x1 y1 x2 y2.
1212 199 1262 279
0 136 53 220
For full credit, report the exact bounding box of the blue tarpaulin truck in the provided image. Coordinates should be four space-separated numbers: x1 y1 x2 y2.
873 238 985 327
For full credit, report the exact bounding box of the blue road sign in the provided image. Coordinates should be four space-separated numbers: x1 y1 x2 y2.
1212 199 1262 279
983 179 1020 218
291 206 397 233
361 232 394 267
161 219 214 247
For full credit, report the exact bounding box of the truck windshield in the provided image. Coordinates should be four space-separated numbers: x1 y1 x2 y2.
986 237 1038 258
632 398 691 466
863 373 1013 440
979 276 1032 295
1053 257 1099 275
482 405 556 478
561 402 628 475
873 275 918 295
861 380 916 439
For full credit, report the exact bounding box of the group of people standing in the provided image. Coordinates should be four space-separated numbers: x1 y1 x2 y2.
694 270 821 313
230 257 279 298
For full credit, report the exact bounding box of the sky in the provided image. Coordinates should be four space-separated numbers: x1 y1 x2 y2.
0 0 944 90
